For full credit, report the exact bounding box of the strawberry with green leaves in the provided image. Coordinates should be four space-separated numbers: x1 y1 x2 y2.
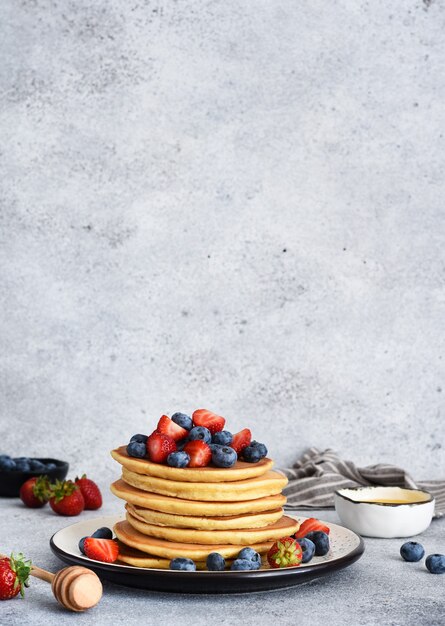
0 553 31 601
49 480 85 516
19 476 51 508
267 537 303 568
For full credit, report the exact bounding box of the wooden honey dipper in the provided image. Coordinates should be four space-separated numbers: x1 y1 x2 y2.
1 553 103 612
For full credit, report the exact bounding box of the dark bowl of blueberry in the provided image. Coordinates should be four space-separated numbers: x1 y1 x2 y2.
0 455 69 497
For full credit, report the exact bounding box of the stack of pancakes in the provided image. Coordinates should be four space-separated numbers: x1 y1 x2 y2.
110 446 299 569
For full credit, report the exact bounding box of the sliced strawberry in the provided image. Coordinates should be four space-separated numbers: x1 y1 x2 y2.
192 409 226 434
83 538 119 563
146 431 177 464
295 518 330 539
157 415 188 442
183 440 212 467
230 428 252 454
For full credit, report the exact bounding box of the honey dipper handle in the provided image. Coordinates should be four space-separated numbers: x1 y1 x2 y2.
30 565 55 584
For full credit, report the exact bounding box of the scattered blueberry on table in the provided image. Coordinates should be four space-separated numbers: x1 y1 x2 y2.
400 541 425 562
425 554 445 574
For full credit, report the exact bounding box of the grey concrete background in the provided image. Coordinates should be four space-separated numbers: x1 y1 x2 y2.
2 0 445 482
2 2 445 480
1 2 445 624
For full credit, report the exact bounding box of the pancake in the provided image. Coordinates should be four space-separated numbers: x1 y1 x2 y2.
125 502 284 530
111 479 287 516
121 467 288 502
111 447 273 482
114 520 275 560
116 542 224 569
126 509 299 545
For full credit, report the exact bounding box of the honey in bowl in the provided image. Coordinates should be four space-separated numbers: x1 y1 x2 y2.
357 498 415 505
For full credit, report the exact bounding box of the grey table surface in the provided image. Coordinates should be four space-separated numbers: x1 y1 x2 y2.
1 495 444 626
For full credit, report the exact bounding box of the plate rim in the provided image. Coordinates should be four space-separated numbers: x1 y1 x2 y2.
49 513 365 581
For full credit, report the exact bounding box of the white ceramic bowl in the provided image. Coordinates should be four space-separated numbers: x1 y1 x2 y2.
334 486 435 538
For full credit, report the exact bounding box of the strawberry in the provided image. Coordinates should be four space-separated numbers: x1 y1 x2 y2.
0 553 31 600
183 440 212 467
146 432 177 464
83 538 119 563
231 428 252 454
75 474 102 510
157 415 188 442
49 480 85 516
19 476 50 508
294 518 330 539
192 409 226 435
267 537 302 568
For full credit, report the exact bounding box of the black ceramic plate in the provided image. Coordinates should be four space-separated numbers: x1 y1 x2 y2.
50 515 364 594
0 458 69 497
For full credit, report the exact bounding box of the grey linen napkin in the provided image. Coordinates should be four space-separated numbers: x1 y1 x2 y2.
279 448 445 518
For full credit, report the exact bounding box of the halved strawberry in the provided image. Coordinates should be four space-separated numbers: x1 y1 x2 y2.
192 409 226 435
294 518 330 539
83 538 119 563
230 428 252 454
183 440 212 467
146 431 177 464
157 415 188 442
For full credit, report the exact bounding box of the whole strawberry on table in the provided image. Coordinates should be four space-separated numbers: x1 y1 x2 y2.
18 474 102 516
0 554 31 601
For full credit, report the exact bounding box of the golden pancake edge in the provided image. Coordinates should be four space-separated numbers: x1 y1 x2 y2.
114 520 276 560
121 466 288 501
126 509 299 545
125 502 284 530
111 479 287 516
111 447 274 482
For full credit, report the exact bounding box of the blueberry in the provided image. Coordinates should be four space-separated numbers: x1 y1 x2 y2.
188 426 212 444
14 459 31 472
79 537 87 554
167 451 190 468
92 527 113 540
130 434 148 444
212 446 237 468
212 431 233 446
400 541 425 563
297 537 316 563
0 456 16 471
176 439 189 451
209 443 222 453
241 446 262 463
169 558 196 571
29 459 46 472
425 554 445 574
172 412 193 431
231 559 256 571
45 462 57 470
305 531 330 556
237 547 261 568
250 441 268 457
126 441 147 459
206 552 226 571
